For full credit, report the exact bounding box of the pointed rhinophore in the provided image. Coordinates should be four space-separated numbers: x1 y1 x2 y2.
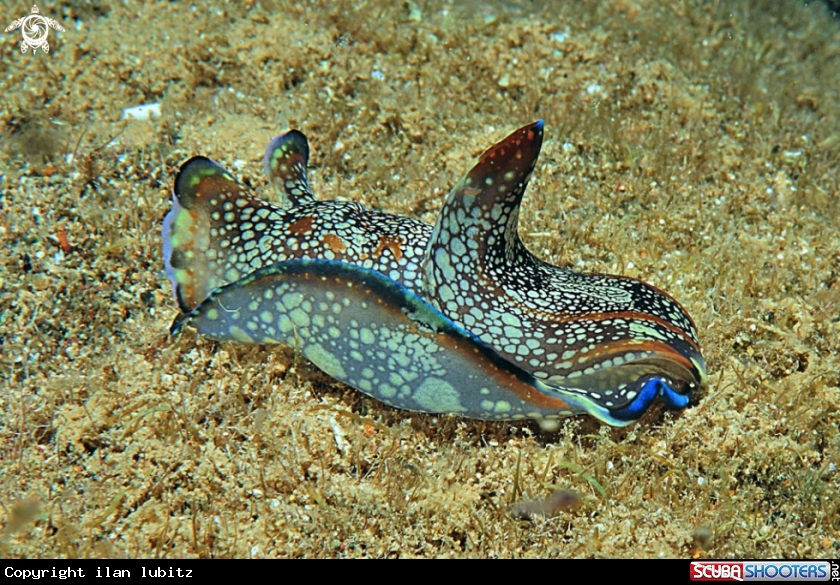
421 120 706 417
173 258 606 423
263 130 316 207
422 119 544 299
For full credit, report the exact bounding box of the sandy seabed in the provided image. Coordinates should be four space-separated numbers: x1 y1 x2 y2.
0 0 838 558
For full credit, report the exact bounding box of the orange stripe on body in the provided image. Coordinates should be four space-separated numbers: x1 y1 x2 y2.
562 338 700 378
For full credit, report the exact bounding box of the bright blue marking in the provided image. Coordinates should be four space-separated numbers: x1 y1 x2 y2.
610 378 688 422
659 380 690 409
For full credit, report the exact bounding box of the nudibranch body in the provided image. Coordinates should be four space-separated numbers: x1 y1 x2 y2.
163 122 707 427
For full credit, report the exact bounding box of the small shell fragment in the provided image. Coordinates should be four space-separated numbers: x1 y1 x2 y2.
122 103 161 121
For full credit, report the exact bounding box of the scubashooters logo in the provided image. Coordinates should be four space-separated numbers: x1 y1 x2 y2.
692 563 744 582
4 4 64 54
691 561 835 582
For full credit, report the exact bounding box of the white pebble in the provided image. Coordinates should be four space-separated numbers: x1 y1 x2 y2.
122 103 161 121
